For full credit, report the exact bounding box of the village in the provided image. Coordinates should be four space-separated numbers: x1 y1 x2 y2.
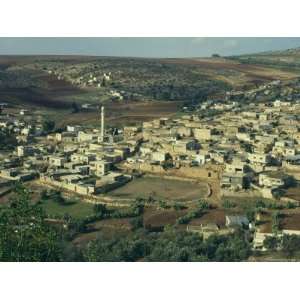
2 78 300 253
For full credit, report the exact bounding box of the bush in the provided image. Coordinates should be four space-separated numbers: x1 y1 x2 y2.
198 200 211 210
246 209 255 223
50 191 65 205
93 203 108 216
222 199 236 209
158 200 169 209
286 201 297 209
263 235 280 251
172 202 186 211
255 199 266 209
271 211 282 233
84 229 251 262
130 216 144 230
176 208 203 225
282 234 300 257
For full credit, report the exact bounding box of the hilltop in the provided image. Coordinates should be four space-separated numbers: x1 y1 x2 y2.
0 49 299 126
231 47 300 71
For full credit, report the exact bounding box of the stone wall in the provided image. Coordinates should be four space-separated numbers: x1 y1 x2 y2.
125 162 222 180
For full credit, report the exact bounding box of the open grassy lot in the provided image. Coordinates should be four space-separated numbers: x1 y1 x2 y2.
40 198 94 218
108 176 208 202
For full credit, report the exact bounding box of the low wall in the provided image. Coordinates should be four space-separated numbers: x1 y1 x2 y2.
124 162 223 180
221 189 262 198
144 173 198 183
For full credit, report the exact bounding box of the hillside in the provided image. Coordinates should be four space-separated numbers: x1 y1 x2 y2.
162 57 299 87
0 51 299 115
230 47 300 71
0 55 229 108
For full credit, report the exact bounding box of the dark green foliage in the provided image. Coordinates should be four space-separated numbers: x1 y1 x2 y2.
255 199 266 209
271 211 282 233
176 208 204 225
83 228 251 262
71 102 80 113
286 201 297 209
158 200 169 209
110 199 145 219
130 216 144 231
253 198 297 210
0 128 18 150
263 235 280 251
282 234 300 258
172 202 186 211
84 232 149 262
50 190 65 205
93 203 108 217
0 183 254 262
246 209 255 223
40 189 49 201
198 199 211 210
222 199 236 209
0 184 65 261
42 119 55 133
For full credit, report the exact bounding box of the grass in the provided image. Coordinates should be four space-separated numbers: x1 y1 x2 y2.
40 198 94 219
108 176 208 202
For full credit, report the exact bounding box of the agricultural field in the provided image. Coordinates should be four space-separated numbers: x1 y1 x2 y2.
231 47 300 72
40 198 94 219
55 100 183 128
1 53 299 130
163 57 299 87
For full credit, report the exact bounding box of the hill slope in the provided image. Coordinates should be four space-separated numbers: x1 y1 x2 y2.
0 51 299 111
230 47 300 71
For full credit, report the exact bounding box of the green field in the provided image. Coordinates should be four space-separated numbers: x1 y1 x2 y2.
40 198 94 218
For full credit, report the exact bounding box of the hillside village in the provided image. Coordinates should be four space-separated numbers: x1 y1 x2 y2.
2 78 300 253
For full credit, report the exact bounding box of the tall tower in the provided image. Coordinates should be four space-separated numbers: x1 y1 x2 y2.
100 105 105 142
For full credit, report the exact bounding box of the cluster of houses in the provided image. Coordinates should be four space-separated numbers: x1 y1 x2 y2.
46 63 112 89
0 107 137 197
123 98 300 201
0 107 45 143
2 80 300 252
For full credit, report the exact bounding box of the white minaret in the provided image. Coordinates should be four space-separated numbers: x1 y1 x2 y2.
100 105 105 142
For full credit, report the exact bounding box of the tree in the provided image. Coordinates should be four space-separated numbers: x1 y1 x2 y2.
93 203 108 217
51 190 65 205
130 216 144 230
222 199 236 209
0 128 18 150
263 235 280 251
0 184 65 261
271 211 281 233
72 102 80 113
173 202 185 211
42 119 55 133
198 199 211 210
246 209 255 223
282 234 300 258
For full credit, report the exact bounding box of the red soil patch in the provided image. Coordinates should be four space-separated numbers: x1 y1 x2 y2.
143 208 187 227
189 209 226 227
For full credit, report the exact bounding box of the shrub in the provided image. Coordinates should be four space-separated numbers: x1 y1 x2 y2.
198 200 211 210
263 235 281 251
173 202 186 211
222 199 236 209
130 216 144 230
